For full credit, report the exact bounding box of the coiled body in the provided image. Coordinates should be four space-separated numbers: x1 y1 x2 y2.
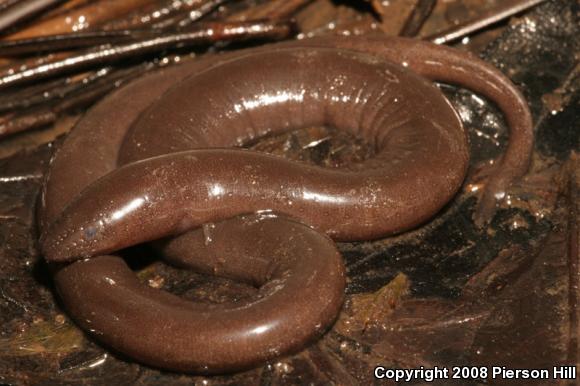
39 36 533 373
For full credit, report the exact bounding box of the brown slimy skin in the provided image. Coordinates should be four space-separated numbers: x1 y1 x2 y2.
39 36 534 373
54 214 346 373
43 47 469 260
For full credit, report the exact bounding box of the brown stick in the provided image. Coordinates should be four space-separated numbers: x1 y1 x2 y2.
0 30 158 56
227 0 313 22
3 0 157 40
0 0 66 33
0 63 149 138
425 0 547 44
399 0 436 38
152 0 231 30
0 69 110 112
0 20 294 89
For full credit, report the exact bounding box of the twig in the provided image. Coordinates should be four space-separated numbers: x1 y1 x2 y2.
4 0 157 40
0 20 294 90
399 0 436 38
1 30 160 56
0 68 112 112
425 0 547 45
153 0 231 30
0 63 150 138
0 0 65 33
227 0 312 22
